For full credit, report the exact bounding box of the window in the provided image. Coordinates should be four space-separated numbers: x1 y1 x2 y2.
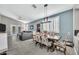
41 19 50 32
42 16 59 33
46 22 50 32
53 16 59 33
42 23 46 31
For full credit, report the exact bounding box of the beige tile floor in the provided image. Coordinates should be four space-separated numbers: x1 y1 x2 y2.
7 39 76 55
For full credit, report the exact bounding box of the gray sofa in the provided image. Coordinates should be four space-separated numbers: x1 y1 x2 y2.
18 31 33 41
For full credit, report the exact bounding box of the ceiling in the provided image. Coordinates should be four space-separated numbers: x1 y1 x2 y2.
0 4 74 23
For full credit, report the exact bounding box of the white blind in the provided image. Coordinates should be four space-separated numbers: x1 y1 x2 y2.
53 16 59 33
42 16 59 33
46 22 50 32
43 23 46 31
42 22 50 32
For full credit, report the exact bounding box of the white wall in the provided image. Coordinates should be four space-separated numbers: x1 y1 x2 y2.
0 15 24 35
0 15 25 50
74 9 79 55
75 9 79 30
25 24 29 31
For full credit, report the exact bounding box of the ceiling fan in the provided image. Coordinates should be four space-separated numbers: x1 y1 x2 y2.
32 4 48 8
32 4 37 8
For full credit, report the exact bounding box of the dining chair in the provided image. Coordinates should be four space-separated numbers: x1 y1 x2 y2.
41 34 52 52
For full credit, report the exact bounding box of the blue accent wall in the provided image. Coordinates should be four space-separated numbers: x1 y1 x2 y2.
59 10 73 41
28 9 73 41
28 19 42 31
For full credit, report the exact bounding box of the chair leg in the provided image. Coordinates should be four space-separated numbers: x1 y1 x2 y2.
35 41 38 46
47 46 50 52
53 45 57 51
39 43 43 49
50 46 54 52
64 48 66 55
47 47 49 52
41 44 43 48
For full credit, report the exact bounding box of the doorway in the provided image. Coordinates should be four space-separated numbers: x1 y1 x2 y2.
37 24 40 32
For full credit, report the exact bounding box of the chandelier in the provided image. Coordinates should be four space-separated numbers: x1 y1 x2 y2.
44 4 48 22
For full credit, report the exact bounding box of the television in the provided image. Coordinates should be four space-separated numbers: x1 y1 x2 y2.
0 23 6 32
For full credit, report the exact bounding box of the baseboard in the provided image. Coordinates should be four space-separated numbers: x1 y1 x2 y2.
74 47 78 55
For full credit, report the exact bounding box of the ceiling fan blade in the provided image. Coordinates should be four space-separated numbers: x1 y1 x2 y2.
44 4 48 7
32 4 37 8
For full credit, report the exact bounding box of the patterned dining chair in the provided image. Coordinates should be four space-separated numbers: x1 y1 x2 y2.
41 34 52 52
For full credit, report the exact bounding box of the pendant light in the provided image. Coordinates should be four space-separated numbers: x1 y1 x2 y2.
44 4 48 22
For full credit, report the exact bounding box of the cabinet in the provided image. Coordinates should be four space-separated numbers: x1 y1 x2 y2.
0 33 8 53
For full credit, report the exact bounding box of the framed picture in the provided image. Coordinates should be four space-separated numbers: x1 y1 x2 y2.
30 25 34 30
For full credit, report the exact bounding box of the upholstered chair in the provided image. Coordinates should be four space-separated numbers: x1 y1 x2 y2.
41 34 52 51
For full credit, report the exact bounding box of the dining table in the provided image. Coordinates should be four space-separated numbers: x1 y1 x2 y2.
47 35 61 52
47 35 61 42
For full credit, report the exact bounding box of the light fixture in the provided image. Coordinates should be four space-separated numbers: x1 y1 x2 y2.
44 4 48 22
41 4 51 23
41 4 51 32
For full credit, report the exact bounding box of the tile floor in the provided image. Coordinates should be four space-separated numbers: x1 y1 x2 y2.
7 39 75 55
